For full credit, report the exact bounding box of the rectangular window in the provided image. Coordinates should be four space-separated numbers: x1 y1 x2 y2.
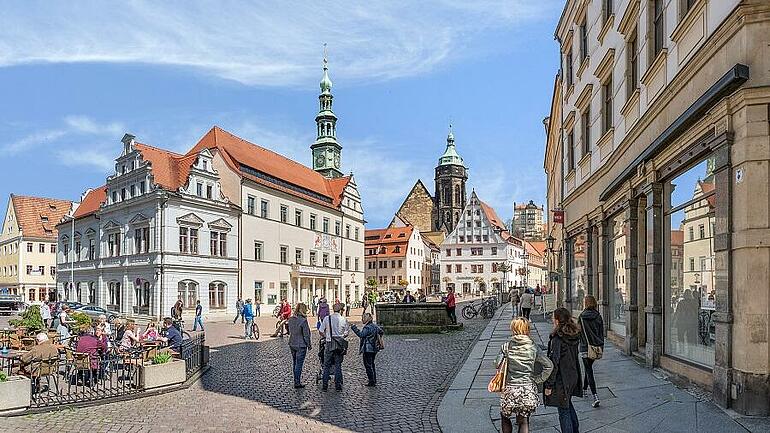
491 247 498 256
254 241 263 261
310 251 317 265
88 239 95 260
51 244 56 253
456 248 462 256
334 221 341 236
354 257 360 271
354 227 360 240
206 185 212 199
345 256 350 270
50 266 56 276
247 196 255 214
210 232 219 256
190 228 198 254
121 188 126 200
335 255 340 268
39 243 45 253
652 0 664 58
446 249 451 257
280 205 288 223
139 181 145 194
75 241 81 261
260 200 269 218
295 248 303 264
322 253 329 267
579 18 588 61
38 265 44 275
310 214 317 230
179 227 189 253
280 245 288 264
295 210 303 226
27 242 32 252
455 264 462 273
196 182 203 197
566 130 575 172
130 184 136 197
345 224 351 238
664 157 716 367
602 76 613 134
581 108 591 156
446 264 452 273
26 265 32 275
604 0 613 21
566 50 573 87
323 218 329 233
627 30 639 97
688 226 694 240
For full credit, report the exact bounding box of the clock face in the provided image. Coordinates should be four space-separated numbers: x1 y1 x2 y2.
333 154 340 169
315 154 325 167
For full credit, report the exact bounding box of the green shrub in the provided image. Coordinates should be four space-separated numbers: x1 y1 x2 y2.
9 305 43 332
0 371 7 382
70 311 92 329
151 352 172 365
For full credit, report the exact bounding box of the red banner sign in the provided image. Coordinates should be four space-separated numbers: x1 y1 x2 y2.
552 209 564 224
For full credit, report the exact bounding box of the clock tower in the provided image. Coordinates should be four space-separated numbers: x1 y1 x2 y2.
434 126 468 233
311 47 344 178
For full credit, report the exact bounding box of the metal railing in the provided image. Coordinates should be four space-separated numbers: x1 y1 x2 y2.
178 333 206 379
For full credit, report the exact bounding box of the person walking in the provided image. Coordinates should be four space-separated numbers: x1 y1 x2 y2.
287 303 312 388
509 287 521 317
233 298 244 324
350 312 384 387
193 300 204 331
579 295 604 408
319 303 350 391
311 294 318 317
496 317 554 433
446 287 457 324
543 308 583 433
367 290 378 315
345 295 351 317
171 299 183 321
520 289 534 320
255 299 262 317
271 299 292 337
243 299 255 339
316 297 330 326
402 290 416 303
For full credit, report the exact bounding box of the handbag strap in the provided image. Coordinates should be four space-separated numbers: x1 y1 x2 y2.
580 315 590 346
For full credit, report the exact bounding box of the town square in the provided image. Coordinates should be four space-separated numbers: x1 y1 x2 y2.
1 1 770 432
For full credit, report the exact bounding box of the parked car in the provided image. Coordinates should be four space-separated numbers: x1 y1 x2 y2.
0 294 26 316
62 301 84 310
74 305 119 322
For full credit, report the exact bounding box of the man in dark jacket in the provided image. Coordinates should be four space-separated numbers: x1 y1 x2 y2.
350 313 384 386
287 303 312 388
544 308 583 433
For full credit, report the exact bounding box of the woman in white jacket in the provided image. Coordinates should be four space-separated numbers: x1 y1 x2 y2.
520 289 534 320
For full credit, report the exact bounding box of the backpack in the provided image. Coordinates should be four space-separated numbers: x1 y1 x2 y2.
375 332 385 351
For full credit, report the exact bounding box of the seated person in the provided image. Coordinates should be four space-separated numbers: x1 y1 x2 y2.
141 321 160 341
75 324 108 380
20 333 60 376
163 317 182 351
119 320 140 351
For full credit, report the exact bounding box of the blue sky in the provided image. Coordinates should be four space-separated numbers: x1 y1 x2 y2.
0 1 562 228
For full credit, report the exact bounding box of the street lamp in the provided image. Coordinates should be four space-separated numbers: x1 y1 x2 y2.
546 235 555 252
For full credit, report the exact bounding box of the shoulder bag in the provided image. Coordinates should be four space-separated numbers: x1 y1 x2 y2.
580 316 603 360
487 342 509 393
325 316 349 355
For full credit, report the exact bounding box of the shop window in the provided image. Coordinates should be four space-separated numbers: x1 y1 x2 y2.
664 157 716 367
567 233 587 310
608 213 627 336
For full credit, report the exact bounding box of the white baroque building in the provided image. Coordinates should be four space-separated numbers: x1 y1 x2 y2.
57 135 240 318
440 191 525 295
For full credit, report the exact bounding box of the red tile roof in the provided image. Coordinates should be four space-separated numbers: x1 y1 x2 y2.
189 127 351 209
670 229 684 246
365 226 414 258
699 180 716 208
526 240 546 258
10 195 73 239
72 186 107 219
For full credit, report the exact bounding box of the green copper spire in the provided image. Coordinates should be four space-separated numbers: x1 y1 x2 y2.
320 43 332 94
311 44 343 178
438 124 465 167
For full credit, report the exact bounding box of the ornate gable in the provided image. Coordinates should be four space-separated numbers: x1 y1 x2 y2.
208 218 233 231
176 213 204 227
395 180 436 234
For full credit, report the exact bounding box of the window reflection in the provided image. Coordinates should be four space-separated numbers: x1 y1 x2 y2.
609 213 627 336
665 158 716 367
568 233 586 310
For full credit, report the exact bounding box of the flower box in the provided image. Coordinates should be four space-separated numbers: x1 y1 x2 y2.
0 376 31 413
141 359 186 390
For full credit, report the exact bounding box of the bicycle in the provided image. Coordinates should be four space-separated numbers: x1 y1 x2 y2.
249 320 261 340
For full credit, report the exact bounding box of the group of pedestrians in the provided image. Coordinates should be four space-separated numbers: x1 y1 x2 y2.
493 295 605 433
509 286 539 320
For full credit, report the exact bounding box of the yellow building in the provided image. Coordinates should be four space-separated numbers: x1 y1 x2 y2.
0 195 73 303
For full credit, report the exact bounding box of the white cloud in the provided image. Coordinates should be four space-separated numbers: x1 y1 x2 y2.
56 148 115 171
64 115 124 136
3 129 67 154
0 1 556 87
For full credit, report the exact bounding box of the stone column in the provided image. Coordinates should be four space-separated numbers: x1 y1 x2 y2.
596 220 611 331
624 196 640 355
312 278 316 298
643 182 663 368
585 223 594 302
711 139 734 410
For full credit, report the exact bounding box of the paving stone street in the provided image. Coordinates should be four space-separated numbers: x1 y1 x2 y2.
0 305 489 433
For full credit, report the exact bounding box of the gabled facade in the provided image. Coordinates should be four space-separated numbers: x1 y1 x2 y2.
57 134 240 318
440 191 525 296
0 195 73 303
364 225 426 294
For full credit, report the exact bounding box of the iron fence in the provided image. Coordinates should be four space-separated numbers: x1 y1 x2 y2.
179 333 205 378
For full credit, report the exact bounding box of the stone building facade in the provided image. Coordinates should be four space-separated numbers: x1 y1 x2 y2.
548 0 770 415
512 200 545 240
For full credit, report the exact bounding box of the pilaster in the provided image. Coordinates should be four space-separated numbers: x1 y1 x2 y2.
643 182 663 367
624 196 639 355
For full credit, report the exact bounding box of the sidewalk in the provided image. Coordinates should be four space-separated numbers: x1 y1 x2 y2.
438 303 770 433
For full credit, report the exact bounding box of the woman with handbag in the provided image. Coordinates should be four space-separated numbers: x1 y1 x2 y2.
492 317 553 433
579 295 604 407
543 307 583 433
350 312 384 387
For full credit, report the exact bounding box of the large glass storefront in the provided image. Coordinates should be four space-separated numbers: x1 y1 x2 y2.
664 158 716 367
567 233 587 312
608 212 627 336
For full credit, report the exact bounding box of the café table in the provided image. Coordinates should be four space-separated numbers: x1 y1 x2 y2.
0 349 28 375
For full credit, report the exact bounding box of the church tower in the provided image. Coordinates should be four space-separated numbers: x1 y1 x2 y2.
311 46 344 178
434 126 468 233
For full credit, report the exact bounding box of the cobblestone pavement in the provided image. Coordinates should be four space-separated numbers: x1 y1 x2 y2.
1 303 490 433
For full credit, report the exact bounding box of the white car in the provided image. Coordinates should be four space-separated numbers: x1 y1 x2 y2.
75 305 119 322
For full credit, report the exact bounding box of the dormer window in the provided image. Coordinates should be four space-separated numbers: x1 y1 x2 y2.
203 160 208 171
196 182 203 197
139 181 145 194
206 185 212 199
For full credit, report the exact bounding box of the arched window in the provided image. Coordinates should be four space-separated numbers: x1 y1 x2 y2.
178 280 198 309
209 281 226 309
88 282 96 305
108 281 121 307
75 282 82 303
134 280 151 310
454 186 460 205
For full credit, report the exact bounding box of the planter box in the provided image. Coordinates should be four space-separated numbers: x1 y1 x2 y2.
0 376 31 413
141 360 186 390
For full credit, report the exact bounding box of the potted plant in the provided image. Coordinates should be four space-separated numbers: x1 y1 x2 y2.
9 305 43 334
141 350 186 390
0 370 31 413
